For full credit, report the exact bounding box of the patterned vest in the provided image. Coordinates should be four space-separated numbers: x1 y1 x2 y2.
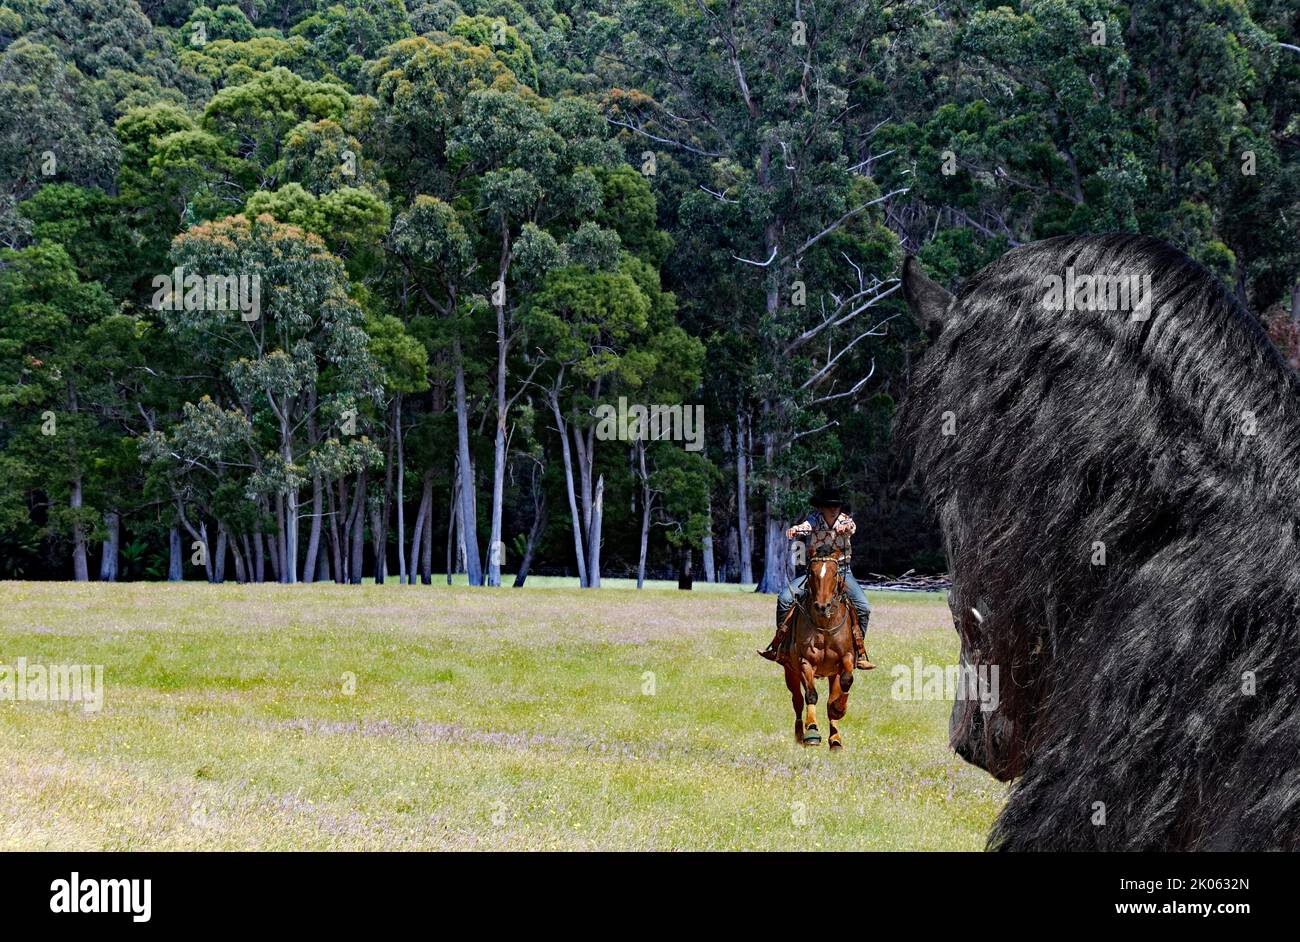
792 511 855 566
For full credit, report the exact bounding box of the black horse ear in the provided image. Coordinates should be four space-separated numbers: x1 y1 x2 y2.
902 256 954 336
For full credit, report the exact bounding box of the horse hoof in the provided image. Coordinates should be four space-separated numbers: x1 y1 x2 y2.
802 725 821 746
829 737 843 751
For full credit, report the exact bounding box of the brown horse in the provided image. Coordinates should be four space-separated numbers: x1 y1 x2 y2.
781 551 858 748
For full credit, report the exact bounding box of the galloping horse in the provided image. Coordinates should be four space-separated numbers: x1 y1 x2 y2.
781 551 858 748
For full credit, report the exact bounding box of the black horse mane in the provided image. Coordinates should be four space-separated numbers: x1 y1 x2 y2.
898 234 1300 849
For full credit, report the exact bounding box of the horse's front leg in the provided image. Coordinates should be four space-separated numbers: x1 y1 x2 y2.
800 659 821 746
827 655 853 751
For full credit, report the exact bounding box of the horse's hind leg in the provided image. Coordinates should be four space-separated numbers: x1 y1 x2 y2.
800 660 821 746
784 665 805 744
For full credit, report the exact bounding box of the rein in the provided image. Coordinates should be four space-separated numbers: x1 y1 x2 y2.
798 555 851 634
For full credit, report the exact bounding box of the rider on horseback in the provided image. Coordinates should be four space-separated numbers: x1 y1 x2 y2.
759 487 875 670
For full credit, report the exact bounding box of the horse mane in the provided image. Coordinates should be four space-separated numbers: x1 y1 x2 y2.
898 234 1300 849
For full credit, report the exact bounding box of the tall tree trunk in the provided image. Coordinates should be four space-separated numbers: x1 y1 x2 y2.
99 510 120 582
66 384 89 581
550 391 588 587
283 479 299 585
446 473 457 585
335 480 351 584
231 536 247 584
378 399 396 584
572 393 599 537
316 541 329 582
69 477 89 581
198 520 214 582
369 503 384 586
395 396 407 584
452 341 483 585
725 524 740 584
636 443 651 590
244 532 259 583
168 525 183 581
702 496 716 582
736 410 754 584
420 492 433 585
258 530 271 579
408 472 431 584
454 463 468 573
303 477 323 583
214 525 227 583
586 473 604 588
757 403 789 594
285 491 297 582
760 514 789 595
175 503 213 583
487 220 512 588
272 497 286 583
512 490 546 588
279 399 299 584
349 471 366 584
340 477 355 583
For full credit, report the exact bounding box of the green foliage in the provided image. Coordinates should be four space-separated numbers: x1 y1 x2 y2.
0 0 1295 581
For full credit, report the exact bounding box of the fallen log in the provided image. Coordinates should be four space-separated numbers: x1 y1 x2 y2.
860 569 951 592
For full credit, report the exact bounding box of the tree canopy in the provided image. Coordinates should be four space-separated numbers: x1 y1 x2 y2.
0 0 1295 586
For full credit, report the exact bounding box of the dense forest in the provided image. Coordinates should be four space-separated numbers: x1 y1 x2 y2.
0 0 1296 588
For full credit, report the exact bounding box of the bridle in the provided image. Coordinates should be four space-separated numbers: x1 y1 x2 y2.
799 554 850 633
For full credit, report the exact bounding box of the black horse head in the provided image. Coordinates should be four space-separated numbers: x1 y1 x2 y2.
898 236 1300 849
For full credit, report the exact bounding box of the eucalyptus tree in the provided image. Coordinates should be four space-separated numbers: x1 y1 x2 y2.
450 88 626 586
521 250 698 586
367 32 526 585
0 241 120 579
388 194 484 583
0 37 119 213
156 213 378 582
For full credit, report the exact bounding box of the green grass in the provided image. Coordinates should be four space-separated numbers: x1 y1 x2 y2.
0 581 1002 850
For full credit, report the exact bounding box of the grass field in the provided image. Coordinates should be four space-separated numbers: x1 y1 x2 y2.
0 581 1004 850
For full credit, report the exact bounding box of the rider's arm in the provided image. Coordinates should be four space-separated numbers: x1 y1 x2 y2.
786 520 813 539
835 514 856 535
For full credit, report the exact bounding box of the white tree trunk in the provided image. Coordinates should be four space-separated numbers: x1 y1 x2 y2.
586 474 604 588
168 526 183 581
736 410 753 584
453 342 483 584
636 443 650 589
98 511 119 582
395 396 407 584
69 477 89 581
701 496 716 582
550 393 588 587
303 477 322 583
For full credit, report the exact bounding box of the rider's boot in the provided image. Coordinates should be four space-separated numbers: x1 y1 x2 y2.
853 619 875 671
759 612 792 661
